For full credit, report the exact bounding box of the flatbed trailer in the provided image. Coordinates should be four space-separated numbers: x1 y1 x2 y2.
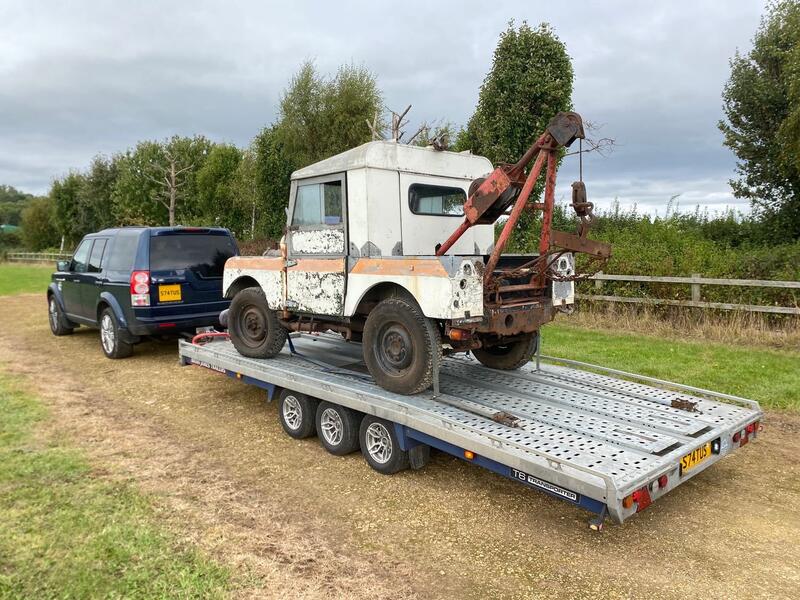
178 333 762 529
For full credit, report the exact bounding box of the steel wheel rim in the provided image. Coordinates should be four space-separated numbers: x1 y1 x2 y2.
282 395 302 430
365 422 392 464
100 314 115 353
320 407 344 445
375 322 413 375
49 299 58 330
239 304 267 348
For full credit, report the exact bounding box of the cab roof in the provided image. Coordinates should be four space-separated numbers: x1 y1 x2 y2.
291 140 494 181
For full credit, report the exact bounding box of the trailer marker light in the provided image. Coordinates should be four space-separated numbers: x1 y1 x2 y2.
449 328 471 341
732 431 740 443
658 474 668 489
622 494 634 509
464 450 475 460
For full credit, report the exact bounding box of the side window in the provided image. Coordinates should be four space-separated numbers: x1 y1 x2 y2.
88 239 107 273
292 179 343 226
71 239 93 273
107 231 140 271
409 183 465 216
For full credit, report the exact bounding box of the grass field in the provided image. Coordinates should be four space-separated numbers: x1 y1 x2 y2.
0 263 53 296
0 374 230 598
545 323 800 411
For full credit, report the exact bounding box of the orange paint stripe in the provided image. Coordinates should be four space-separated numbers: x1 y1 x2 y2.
350 258 448 277
225 256 283 271
289 258 345 273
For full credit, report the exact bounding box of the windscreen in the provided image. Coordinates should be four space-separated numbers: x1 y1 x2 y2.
149 234 236 278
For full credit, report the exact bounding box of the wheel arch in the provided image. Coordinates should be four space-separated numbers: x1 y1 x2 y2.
349 282 419 317
225 275 260 300
96 291 128 328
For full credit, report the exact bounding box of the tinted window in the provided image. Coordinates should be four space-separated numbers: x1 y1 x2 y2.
107 230 140 271
149 234 236 278
409 183 465 216
292 180 343 226
88 239 107 273
71 239 92 273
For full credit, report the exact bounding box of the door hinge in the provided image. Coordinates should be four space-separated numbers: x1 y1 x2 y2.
285 259 297 268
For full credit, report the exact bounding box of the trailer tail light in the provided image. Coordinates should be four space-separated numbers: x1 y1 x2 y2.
658 474 668 489
622 494 634 509
130 271 150 306
732 431 740 443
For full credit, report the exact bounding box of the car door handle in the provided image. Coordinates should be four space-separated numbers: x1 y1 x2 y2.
71 278 81 283
94 280 105 286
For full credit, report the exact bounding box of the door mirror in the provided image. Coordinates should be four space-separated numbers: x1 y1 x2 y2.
56 260 70 272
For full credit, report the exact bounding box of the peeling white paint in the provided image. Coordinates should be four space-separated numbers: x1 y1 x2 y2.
287 271 345 314
291 229 345 254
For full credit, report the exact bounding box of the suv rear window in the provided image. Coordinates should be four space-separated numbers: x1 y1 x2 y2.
149 233 236 278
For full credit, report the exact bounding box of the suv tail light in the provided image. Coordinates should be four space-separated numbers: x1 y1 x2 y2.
130 270 150 306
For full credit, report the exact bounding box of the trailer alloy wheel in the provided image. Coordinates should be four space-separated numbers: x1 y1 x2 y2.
229 287 287 359
363 297 441 394
359 416 409 474
316 401 361 455
48 296 73 336
277 389 317 439
473 332 539 370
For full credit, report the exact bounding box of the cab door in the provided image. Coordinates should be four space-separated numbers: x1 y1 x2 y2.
285 173 347 315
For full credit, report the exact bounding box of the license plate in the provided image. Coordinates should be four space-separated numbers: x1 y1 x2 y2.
680 442 712 474
158 284 182 303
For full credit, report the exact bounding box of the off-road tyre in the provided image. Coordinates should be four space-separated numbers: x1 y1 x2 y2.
362 297 442 395
359 416 410 475
473 332 539 370
48 295 74 336
229 287 287 359
277 389 318 439
99 307 133 359
315 401 362 455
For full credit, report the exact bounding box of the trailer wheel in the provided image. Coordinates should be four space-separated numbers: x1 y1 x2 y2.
229 287 287 359
277 389 317 439
473 332 539 370
363 298 441 394
359 416 409 475
316 402 361 455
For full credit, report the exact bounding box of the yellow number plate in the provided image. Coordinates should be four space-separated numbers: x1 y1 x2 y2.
680 442 712 474
158 284 182 303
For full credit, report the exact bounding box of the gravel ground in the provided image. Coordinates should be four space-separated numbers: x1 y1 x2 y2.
1 293 798 599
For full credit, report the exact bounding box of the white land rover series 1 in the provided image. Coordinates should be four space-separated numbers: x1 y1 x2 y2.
223 112 609 394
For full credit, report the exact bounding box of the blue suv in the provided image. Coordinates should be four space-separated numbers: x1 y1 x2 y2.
48 226 238 358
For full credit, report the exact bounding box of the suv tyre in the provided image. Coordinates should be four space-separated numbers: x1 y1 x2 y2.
99 307 133 359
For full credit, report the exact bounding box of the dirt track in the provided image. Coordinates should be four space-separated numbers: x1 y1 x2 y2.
1 293 798 599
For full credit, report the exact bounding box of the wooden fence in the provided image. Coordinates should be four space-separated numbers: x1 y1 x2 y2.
5 252 72 263
581 272 800 315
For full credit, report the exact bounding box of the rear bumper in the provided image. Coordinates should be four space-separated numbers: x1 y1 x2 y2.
475 302 555 335
128 305 228 335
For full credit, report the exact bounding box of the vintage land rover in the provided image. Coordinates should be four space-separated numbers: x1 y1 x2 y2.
223 112 608 394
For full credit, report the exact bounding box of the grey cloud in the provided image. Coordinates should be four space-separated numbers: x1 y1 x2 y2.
0 0 767 215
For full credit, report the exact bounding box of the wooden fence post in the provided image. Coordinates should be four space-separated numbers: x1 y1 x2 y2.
691 273 701 302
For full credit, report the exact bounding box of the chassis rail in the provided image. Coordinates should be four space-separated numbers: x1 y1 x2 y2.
178 333 762 528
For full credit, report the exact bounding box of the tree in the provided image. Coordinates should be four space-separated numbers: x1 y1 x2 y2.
456 21 574 250
0 184 33 226
195 143 246 233
251 126 294 240
276 61 385 167
114 136 213 226
719 0 800 240
51 171 86 247
21 196 60 250
77 155 119 234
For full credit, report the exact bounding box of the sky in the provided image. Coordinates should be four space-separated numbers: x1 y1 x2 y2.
0 1 767 214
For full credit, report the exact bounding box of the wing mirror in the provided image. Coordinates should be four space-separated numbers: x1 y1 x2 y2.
56 260 70 272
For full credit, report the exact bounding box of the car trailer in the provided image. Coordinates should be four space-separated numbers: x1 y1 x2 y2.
178 333 762 530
